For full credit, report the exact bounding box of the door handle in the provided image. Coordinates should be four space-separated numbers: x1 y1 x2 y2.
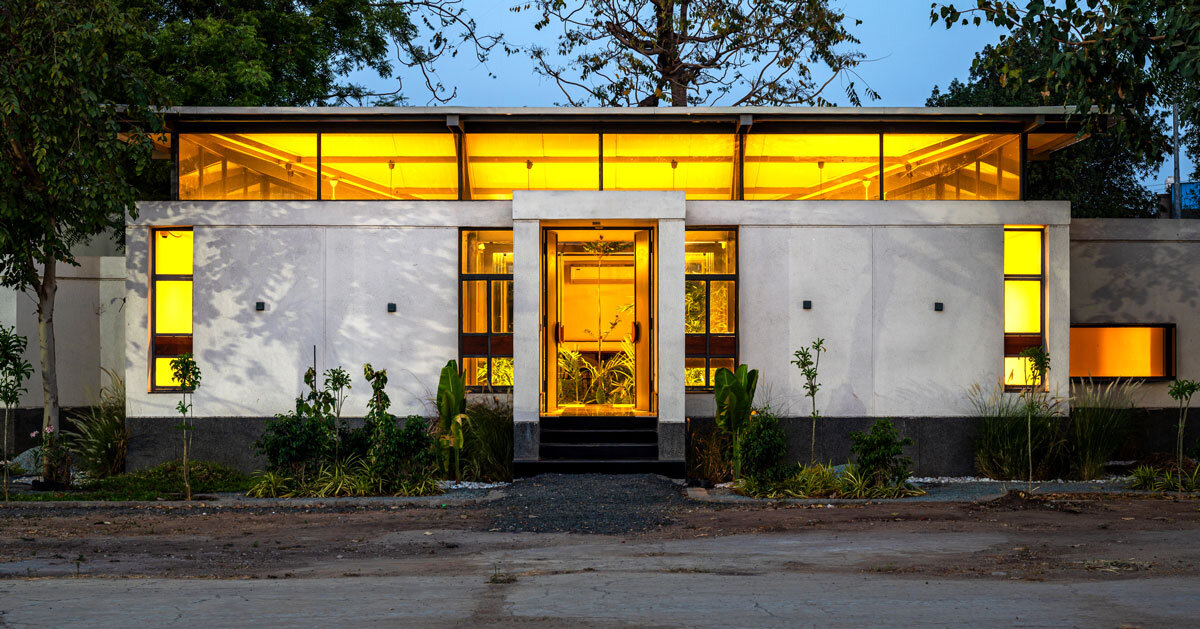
555 322 564 344
632 322 641 343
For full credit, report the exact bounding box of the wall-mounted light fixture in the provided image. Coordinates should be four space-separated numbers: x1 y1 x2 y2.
387 303 397 313
802 300 812 310
934 302 944 312
255 301 265 312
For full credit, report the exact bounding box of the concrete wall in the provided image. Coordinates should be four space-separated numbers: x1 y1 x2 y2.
1071 219 1200 407
686 200 1071 418
126 201 511 420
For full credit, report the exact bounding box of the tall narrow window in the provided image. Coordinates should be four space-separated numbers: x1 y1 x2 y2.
151 228 194 390
1004 227 1044 387
685 230 737 389
461 229 514 389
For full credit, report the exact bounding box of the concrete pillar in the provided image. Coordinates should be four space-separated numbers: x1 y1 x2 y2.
656 218 686 461
512 218 541 460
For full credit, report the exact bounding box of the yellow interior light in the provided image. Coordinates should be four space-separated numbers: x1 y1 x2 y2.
1070 327 1168 378
178 133 318 200
743 134 879 200
1004 229 1042 276
883 134 1020 200
1004 356 1035 386
1004 280 1041 334
465 133 598 199
603 134 734 200
320 133 457 200
154 230 193 275
155 281 193 334
155 357 182 388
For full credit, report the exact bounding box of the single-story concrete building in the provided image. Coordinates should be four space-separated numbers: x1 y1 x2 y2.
3 106 1192 476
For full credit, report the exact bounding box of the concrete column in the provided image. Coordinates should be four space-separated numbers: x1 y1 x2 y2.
1046 223 1071 397
656 218 686 461
512 218 541 459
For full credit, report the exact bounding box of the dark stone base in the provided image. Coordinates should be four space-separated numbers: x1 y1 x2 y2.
127 417 272 473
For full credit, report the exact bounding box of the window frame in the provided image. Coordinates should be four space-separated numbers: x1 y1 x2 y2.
684 227 739 391
149 226 194 393
459 227 514 391
1069 323 1177 382
1003 226 1045 390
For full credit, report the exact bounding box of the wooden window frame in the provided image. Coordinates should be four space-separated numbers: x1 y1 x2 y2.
459 228 514 391
685 228 739 391
150 226 193 392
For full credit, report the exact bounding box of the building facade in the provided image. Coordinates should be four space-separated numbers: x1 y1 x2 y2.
4 106 1187 475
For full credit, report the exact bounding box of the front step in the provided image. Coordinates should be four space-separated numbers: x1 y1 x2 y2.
514 459 685 476
541 442 658 460
541 429 658 444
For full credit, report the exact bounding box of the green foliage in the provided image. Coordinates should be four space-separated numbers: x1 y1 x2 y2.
1129 463 1200 493
1169 378 1200 489
362 363 436 490
461 396 514 483
688 425 733 484
1068 379 1142 480
169 353 201 500
15 460 250 501
253 366 353 481
791 338 826 463
436 360 468 482
926 33 1159 218
247 455 441 498
932 1 1198 166
0 325 32 501
739 463 926 500
850 419 914 486
518 0 874 107
66 369 128 479
737 410 789 482
970 383 1067 480
713 365 758 438
32 426 71 486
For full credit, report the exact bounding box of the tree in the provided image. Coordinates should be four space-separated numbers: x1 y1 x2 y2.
515 0 876 106
0 1 166 452
928 36 1160 217
121 0 506 106
932 1 1200 170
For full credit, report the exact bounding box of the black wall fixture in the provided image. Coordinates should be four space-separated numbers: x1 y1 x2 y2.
387 302 397 313
255 301 265 311
934 302 944 312
802 300 812 310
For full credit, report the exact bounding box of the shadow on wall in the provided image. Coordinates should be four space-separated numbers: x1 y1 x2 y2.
140 202 459 418
1072 241 1200 322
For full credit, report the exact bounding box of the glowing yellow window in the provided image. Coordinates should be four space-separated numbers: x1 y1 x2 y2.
1004 280 1041 335
155 357 183 388
154 230 193 275
178 133 318 200
603 134 734 200
1004 356 1036 387
883 134 1020 200
743 134 880 200
155 281 193 334
465 134 598 200
320 133 457 200
1004 230 1042 275
1070 326 1172 379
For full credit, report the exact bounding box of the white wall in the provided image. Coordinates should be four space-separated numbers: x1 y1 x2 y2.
1071 219 1200 408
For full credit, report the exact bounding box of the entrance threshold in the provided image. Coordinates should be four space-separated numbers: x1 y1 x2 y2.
515 416 684 478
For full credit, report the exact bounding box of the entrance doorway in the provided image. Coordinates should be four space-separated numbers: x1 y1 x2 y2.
542 226 655 416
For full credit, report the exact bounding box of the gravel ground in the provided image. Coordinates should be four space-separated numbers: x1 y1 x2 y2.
487 473 685 534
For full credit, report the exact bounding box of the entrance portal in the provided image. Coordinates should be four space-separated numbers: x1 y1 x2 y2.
543 227 655 416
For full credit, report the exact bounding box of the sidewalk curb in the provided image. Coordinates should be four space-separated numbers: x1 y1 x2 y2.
0 489 507 510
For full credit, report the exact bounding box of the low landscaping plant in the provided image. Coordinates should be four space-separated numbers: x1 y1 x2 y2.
435 360 468 482
461 395 514 482
169 353 202 501
850 418 914 486
738 408 789 482
1169 378 1200 491
790 338 825 464
0 325 33 501
687 424 732 484
713 364 758 479
66 368 128 480
1068 378 1141 480
12 460 250 501
970 382 1067 481
739 462 925 500
1129 462 1200 493
253 366 348 483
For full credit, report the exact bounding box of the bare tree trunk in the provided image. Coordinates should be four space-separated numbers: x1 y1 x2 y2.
36 259 58 479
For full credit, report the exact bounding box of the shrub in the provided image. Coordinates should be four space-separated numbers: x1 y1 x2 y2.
1129 463 1200 492
687 424 732 484
739 462 924 499
66 369 128 479
1068 378 1141 480
461 396 513 482
253 366 351 480
970 383 1066 480
67 460 249 501
738 409 789 482
850 418 914 485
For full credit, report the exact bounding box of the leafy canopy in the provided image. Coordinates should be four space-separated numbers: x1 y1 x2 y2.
932 1 1200 168
0 1 165 292
515 0 876 106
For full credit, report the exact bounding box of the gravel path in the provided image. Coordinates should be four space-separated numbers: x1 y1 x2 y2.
487 473 685 534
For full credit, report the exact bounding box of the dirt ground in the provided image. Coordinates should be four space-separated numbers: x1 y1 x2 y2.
2 491 1198 582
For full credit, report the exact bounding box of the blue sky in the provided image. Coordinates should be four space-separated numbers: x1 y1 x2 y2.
355 0 1190 190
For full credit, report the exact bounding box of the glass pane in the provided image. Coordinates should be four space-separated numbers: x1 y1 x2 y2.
1070 327 1169 378
320 133 457 200
461 280 487 333
1004 356 1036 387
743 134 880 200
490 358 514 386
709 281 735 334
179 134 318 200
710 358 736 385
685 357 707 387
463 356 487 387
462 230 513 274
603 134 735 200
465 133 598 200
685 280 706 334
155 281 192 334
685 230 736 274
154 229 193 276
1004 280 1041 334
155 357 182 388
491 280 513 333
1004 229 1042 276
883 134 1020 200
